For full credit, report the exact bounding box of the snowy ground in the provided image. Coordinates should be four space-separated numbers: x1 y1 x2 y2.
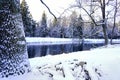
26 37 120 45
1 44 120 80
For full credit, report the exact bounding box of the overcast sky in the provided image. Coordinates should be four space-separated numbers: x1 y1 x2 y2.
20 0 75 21
20 0 120 22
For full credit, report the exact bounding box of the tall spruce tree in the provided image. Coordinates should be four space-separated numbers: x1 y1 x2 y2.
35 11 47 37
0 0 30 78
69 11 78 38
40 11 48 37
76 14 83 38
20 0 33 37
49 18 62 38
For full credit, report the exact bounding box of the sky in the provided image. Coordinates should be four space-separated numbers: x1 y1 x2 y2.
20 0 120 22
20 0 75 21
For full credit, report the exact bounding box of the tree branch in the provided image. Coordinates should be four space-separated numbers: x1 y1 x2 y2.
40 0 57 20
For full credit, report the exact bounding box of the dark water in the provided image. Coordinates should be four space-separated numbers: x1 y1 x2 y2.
27 43 104 58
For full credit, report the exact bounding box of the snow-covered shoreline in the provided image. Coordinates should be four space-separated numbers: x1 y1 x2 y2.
26 37 120 45
1 44 120 80
29 44 120 80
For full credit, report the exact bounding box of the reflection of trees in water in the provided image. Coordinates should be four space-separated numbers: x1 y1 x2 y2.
27 46 35 58
27 43 104 58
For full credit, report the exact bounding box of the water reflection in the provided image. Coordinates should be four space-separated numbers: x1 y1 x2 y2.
27 43 104 58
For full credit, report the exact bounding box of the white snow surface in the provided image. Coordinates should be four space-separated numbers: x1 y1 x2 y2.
26 37 120 45
1 44 120 80
26 37 79 45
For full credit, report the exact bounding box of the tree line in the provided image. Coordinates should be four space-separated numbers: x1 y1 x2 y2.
21 0 120 41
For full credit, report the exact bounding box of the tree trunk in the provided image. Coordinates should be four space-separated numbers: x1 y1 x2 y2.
110 0 117 44
0 0 30 78
102 23 108 45
101 0 108 45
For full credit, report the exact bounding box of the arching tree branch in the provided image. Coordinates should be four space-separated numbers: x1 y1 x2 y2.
40 0 57 20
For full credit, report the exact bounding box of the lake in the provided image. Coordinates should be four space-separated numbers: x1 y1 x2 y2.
27 43 104 58
26 37 120 58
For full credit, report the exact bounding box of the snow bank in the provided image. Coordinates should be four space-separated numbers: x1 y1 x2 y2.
1 44 120 80
26 37 120 45
26 37 76 45
29 44 120 80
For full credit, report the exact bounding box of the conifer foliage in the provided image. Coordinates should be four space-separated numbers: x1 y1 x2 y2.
35 11 48 37
20 0 36 37
0 0 30 78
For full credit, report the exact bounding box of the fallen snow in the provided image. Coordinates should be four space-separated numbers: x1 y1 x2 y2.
26 37 120 45
26 37 78 45
1 44 120 80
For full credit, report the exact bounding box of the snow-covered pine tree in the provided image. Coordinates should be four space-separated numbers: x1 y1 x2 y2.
20 0 34 37
49 18 62 38
41 11 48 37
0 0 30 78
69 11 78 38
40 11 48 37
76 14 83 39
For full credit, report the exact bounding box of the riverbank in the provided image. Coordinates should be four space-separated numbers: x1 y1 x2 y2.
1 44 120 80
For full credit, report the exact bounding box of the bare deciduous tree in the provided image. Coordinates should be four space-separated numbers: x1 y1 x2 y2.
110 0 120 44
72 0 117 45
40 0 57 21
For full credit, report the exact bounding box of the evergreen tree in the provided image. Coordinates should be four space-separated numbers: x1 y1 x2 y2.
76 14 84 38
20 0 34 37
68 11 84 38
40 11 48 37
60 16 69 38
31 19 36 37
49 18 62 38
0 0 30 78
69 11 78 38
36 11 48 37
